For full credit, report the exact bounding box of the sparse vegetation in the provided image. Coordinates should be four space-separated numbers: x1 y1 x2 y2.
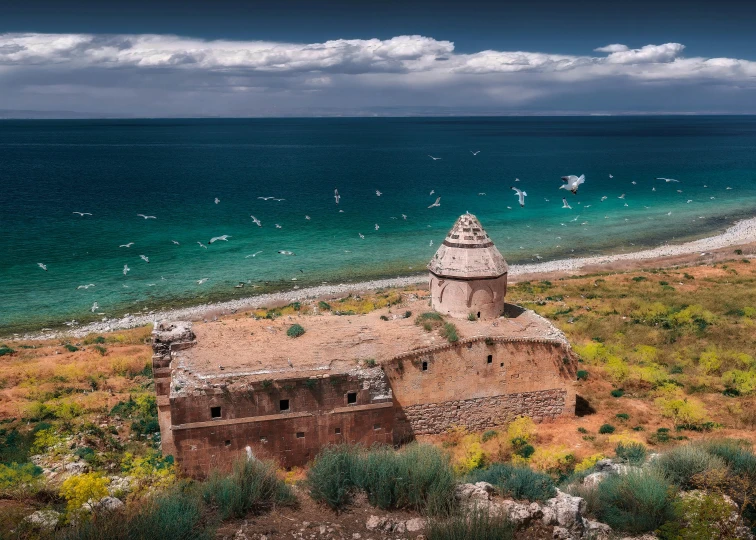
440 322 459 343
466 463 555 502
427 507 515 540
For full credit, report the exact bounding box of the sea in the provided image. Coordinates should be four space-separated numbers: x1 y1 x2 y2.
2 116 756 335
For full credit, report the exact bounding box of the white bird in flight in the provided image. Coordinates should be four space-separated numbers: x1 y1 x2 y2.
137 214 156 219
428 197 441 209
560 174 585 194
429 240 434 246
245 251 263 258
600 196 608 202
334 189 340 204
471 150 480 156
402 214 407 220
511 187 527 207
77 284 95 289
209 235 231 243
562 198 572 209
275 224 282 229
37 262 47 271
139 255 149 263
374 224 380 231
657 178 680 183
119 242 134 248
197 278 209 285
305 215 311 220
278 250 295 256
214 198 220 204
73 212 92 216
428 155 442 160
250 215 262 227
90 302 99 313
376 190 382 196
359 233 365 239
197 242 207 249
618 193 626 199
609 174 613 178
171 240 180 245
258 196 275 200
429 190 435 196
123 264 130 275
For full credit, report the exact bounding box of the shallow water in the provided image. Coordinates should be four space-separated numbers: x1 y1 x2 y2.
2 116 755 334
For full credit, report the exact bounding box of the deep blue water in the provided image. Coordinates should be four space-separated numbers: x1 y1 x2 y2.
1 117 755 334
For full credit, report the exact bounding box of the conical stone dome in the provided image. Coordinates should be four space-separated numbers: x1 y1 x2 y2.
427 213 508 279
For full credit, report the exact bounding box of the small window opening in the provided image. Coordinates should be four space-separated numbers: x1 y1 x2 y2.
487 355 493 364
224 440 231 447
210 406 221 419
500 362 504 367
335 427 341 435
373 424 381 430
347 392 357 404
422 361 428 371
477 312 481 318
260 436 268 443
296 432 304 439
279 399 290 411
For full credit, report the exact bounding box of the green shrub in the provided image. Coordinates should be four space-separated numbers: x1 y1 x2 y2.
427 507 514 540
652 444 726 489
615 413 630 421
592 470 677 534
661 491 746 540
0 462 43 497
481 430 498 443
700 439 756 479
611 389 625 398
577 427 588 434
202 458 294 520
598 424 615 434
318 301 331 311
404 311 412 319
577 370 589 381
307 443 455 515
363 358 377 368
615 442 647 466
380 315 389 321
0 345 15 356
513 443 535 459
440 323 459 343
93 345 107 356
64 343 79 352
286 324 305 338
468 313 477 321
466 463 556 502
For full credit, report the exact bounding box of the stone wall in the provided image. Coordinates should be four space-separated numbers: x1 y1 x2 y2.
429 274 508 320
396 389 567 436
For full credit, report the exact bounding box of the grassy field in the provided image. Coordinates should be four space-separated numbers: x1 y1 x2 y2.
1 258 755 537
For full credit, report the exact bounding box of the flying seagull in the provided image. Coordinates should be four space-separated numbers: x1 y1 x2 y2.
119 242 134 248
429 190 435 196
257 196 274 200
77 284 95 289
428 155 442 160
376 190 382 196
618 193 626 199
245 251 263 258
471 150 480 156
197 278 209 285
657 178 680 183
359 233 365 239
428 197 441 209
90 302 99 313
560 175 585 194
600 196 608 202
278 250 295 256
137 214 156 219
511 187 527 207
609 174 613 179
37 262 47 271
305 215 311 220
250 215 262 227
275 224 282 229
209 235 231 243
139 255 149 263
334 189 340 204
171 240 180 245
123 264 130 275
402 214 407 220
562 198 572 209
214 198 220 204
374 224 380 230
73 212 92 216
197 242 207 249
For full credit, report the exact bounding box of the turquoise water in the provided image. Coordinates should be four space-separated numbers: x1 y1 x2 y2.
2 117 756 334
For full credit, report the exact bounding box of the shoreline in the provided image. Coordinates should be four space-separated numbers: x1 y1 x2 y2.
8 215 756 342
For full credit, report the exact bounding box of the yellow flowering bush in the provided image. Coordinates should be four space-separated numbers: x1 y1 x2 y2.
60 472 109 512
507 417 536 444
574 453 605 473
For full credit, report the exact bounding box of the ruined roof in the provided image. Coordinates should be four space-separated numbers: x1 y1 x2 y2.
427 213 508 279
169 299 566 391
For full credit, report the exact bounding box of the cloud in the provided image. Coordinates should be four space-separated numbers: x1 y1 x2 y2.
0 33 754 115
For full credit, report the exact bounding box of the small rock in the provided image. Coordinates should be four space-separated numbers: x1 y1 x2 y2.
366 516 384 531
64 461 90 474
583 519 612 539
24 509 61 530
552 526 573 539
582 471 608 488
405 518 426 532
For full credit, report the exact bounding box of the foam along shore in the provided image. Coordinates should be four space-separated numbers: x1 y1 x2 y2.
11 216 756 342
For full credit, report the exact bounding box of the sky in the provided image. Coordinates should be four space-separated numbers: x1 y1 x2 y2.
1 0 755 117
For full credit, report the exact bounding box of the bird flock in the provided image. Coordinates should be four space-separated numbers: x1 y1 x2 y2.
38 150 735 321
